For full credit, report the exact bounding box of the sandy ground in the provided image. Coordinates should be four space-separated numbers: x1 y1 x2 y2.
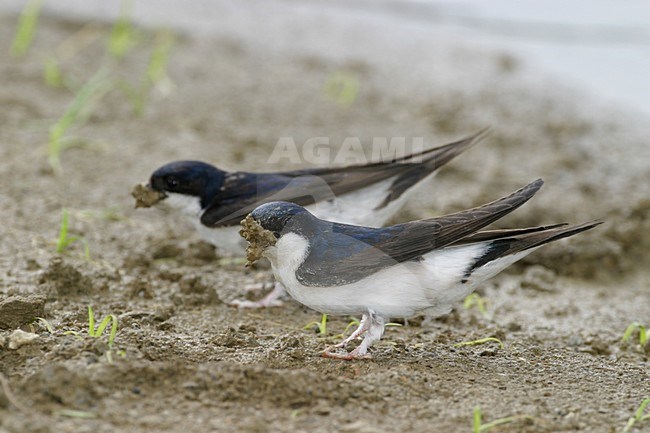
1 6 649 433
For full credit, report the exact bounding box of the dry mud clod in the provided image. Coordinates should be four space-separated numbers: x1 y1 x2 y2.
132 183 166 208
240 215 277 266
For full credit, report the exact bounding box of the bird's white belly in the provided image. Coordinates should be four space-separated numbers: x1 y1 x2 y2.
268 233 492 319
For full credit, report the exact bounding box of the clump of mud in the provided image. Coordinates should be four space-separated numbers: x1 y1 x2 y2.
38 258 93 296
239 215 276 266
131 183 165 208
0 295 46 329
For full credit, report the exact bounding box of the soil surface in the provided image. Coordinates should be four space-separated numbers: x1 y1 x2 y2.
1 8 649 433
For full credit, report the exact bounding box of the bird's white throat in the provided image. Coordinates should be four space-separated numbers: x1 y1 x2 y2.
159 192 203 218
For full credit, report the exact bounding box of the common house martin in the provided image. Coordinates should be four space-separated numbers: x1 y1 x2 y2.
133 130 487 307
241 179 601 360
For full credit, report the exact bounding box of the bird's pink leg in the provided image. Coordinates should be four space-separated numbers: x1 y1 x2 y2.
322 312 385 360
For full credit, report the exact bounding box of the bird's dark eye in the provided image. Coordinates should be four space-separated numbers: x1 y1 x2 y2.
166 176 179 190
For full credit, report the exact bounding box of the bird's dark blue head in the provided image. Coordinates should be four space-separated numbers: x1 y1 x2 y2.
250 201 318 238
149 161 225 208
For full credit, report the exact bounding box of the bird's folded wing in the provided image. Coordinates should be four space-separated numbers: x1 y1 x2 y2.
295 179 544 286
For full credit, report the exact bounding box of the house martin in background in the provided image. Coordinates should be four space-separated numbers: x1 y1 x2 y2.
241 179 601 360
133 130 487 307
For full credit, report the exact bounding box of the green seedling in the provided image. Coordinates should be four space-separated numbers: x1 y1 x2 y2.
147 30 175 91
622 398 650 433
11 0 42 57
454 337 504 350
44 56 64 88
304 314 328 335
463 293 490 319
88 306 118 347
48 67 113 175
88 306 119 363
323 71 359 106
108 0 138 59
31 317 55 334
63 307 119 361
56 208 90 258
473 406 534 433
118 29 175 115
623 322 648 347
78 207 124 222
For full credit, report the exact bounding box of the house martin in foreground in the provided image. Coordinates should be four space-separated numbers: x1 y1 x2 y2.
133 130 487 307
240 179 601 360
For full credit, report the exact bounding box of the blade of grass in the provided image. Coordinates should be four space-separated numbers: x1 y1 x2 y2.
304 314 328 335
48 67 113 175
623 323 648 346
622 397 650 433
95 315 118 348
11 0 43 57
147 30 175 85
454 337 504 349
473 407 482 433
44 56 64 88
108 0 137 59
473 406 535 432
56 208 80 253
34 317 55 334
323 71 359 106
463 293 490 319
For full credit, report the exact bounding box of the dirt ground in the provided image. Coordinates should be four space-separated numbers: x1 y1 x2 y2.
1 9 649 433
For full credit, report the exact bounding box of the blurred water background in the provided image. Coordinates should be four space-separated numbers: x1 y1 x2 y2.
3 0 649 117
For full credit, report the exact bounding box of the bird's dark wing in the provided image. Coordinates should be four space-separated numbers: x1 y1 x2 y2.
282 129 488 210
200 130 487 227
460 221 602 280
200 172 340 227
295 179 545 286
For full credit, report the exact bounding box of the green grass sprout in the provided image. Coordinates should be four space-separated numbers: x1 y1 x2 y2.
623 322 648 347
304 314 328 335
88 306 118 348
147 30 175 92
472 406 534 433
622 397 650 433
323 71 359 107
31 317 55 334
55 208 90 258
48 67 113 175
44 56 64 88
56 409 97 419
11 0 43 57
117 29 175 115
108 0 138 59
454 337 504 350
463 293 490 319
88 306 119 363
